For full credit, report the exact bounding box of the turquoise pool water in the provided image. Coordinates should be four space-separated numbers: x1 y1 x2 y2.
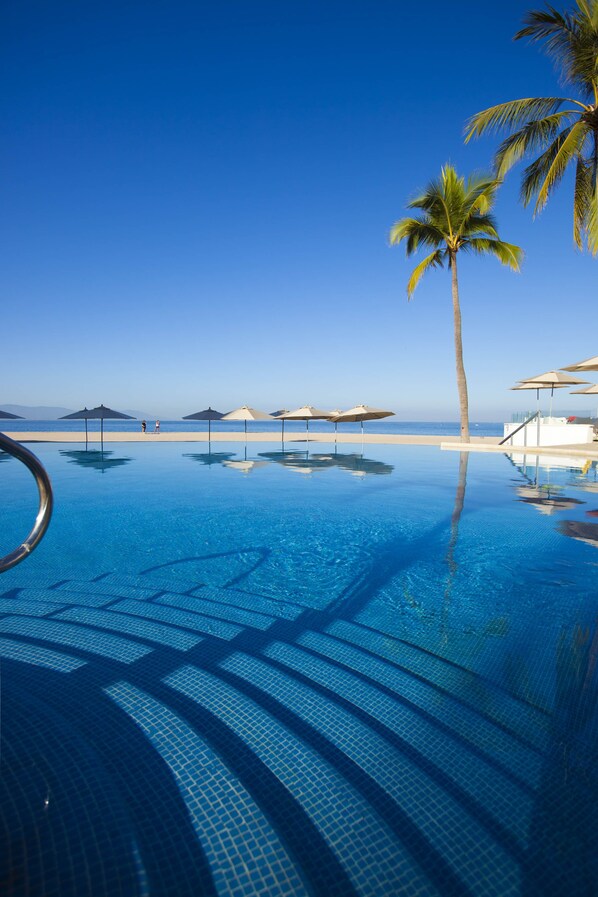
1 441 597 896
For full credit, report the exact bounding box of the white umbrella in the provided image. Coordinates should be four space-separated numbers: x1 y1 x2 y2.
220 406 275 436
514 371 589 419
279 406 334 441
570 383 598 421
330 404 395 438
561 355 598 373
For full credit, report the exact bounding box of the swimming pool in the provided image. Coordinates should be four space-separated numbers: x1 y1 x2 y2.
1 441 597 896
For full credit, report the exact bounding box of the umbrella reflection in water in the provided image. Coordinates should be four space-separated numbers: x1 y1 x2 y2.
59 450 132 474
258 450 394 477
183 452 236 467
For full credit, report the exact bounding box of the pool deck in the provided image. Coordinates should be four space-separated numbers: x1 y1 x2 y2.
4 429 598 459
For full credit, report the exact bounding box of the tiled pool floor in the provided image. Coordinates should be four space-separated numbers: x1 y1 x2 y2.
2 567 597 897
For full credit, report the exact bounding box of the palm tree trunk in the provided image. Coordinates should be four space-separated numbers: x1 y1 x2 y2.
450 252 470 441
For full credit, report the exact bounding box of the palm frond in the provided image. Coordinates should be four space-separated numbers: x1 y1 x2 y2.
461 212 500 238
389 217 445 254
534 121 591 210
464 238 524 271
515 3 598 93
519 127 575 205
406 249 445 299
462 173 499 213
494 110 580 175
515 6 577 45
465 97 570 141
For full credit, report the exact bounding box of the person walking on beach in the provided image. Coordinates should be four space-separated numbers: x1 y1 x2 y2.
154 420 160 434
141 420 146 433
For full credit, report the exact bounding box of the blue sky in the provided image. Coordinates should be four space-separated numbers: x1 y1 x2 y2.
2 0 596 420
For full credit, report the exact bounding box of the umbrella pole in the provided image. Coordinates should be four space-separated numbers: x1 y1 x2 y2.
101 418 104 454
306 420 309 443
334 421 337 445
85 418 88 451
549 385 554 420
281 418 285 446
536 388 540 446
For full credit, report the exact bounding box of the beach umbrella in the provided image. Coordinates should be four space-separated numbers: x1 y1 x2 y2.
570 384 598 394
569 383 598 421
60 404 134 451
279 406 334 442
270 410 290 442
514 371 589 420
0 410 23 420
561 355 598 373
182 407 224 443
328 409 342 442
220 406 275 436
330 405 395 438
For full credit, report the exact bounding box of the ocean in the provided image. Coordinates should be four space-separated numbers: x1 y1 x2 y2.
1 419 504 437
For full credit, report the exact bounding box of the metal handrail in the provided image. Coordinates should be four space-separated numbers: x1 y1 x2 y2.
0 432 53 573
499 411 539 446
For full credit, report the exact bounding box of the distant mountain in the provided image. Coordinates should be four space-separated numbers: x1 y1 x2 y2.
122 409 158 420
0 404 75 420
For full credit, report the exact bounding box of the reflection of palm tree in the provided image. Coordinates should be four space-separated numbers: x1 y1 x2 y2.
441 452 469 641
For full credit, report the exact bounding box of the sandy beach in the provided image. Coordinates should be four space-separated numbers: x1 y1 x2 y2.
4 430 499 446
5 430 598 459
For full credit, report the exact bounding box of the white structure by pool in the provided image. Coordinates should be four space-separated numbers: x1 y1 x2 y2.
503 417 596 447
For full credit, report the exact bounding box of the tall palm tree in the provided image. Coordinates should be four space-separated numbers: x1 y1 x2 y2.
390 165 523 441
465 0 598 254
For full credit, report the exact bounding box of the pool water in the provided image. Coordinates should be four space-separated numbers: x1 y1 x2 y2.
1 442 597 896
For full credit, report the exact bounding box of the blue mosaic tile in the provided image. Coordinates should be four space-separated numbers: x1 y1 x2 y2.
0 616 151 663
165 663 417 896
157 593 275 630
112 599 242 640
106 679 309 897
0 636 86 671
189 585 304 620
54 607 202 651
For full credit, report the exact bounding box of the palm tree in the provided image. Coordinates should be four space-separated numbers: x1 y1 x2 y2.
390 165 523 441
465 0 598 254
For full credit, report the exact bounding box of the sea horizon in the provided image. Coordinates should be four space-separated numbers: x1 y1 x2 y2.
2 419 505 437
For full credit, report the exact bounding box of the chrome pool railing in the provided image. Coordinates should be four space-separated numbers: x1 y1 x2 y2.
0 431 53 573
